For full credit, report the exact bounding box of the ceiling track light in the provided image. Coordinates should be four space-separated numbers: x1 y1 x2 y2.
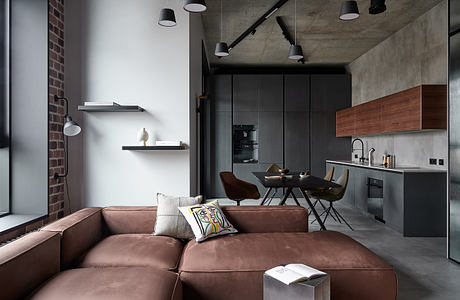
215 0 229 57
369 0 386 15
339 0 360 21
158 8 176 27
288 0 303 60
183 0 207 13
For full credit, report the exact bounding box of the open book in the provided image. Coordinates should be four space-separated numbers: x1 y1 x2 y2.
265 264 327 285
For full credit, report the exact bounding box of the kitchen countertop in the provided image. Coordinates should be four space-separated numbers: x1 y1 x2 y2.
326 160 447 173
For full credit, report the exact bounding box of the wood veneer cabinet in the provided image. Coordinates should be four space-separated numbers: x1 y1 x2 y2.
336 85 447 137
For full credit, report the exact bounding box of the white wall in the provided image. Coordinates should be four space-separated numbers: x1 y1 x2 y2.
65 0 204 208
347 1 448 169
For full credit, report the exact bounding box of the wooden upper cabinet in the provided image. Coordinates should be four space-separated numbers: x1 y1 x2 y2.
336 85 447 137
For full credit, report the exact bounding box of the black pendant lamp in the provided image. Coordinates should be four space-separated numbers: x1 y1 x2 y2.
288 0 303 60
369 0 386 15
158 8 176 27
215 0 229 57
339 1 360 20
184 0 207 13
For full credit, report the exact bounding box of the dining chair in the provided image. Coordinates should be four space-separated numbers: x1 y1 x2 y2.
306 167 335 212
219 172 261 206
264 163 282 205
309 169 353 230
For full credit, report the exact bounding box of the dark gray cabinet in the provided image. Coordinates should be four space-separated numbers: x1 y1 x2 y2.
259 111 283 164
259 75 283 112
327 161 446 237
233 75 259 112
210 75 233 197
311 74 351 112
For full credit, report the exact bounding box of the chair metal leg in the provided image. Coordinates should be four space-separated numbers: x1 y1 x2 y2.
331 205 354 231
322 206 332 224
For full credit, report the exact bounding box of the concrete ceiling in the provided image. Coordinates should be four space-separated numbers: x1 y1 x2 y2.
201 0 443 67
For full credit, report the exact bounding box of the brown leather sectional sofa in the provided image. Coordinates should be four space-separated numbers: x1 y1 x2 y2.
0 206 397 300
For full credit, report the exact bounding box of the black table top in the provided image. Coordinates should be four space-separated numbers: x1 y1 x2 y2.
252 172 341 189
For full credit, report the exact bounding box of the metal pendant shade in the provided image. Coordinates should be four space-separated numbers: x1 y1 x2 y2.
339 1 360 20
158 8 176 27
288 44 303 60
63 116 81 137
369 0 386 14
215 42 229 57
183 0 207 13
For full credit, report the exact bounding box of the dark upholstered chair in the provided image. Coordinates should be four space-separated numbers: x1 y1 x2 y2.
219 172 261 206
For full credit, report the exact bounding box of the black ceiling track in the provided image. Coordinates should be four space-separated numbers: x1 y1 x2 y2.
276 16 305 64
226 0 289 52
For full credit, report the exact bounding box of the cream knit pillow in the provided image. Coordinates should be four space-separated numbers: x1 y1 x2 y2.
153 193 203 239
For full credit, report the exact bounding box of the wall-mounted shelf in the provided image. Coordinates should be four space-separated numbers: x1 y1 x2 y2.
78 105 145 112
122 145 186 151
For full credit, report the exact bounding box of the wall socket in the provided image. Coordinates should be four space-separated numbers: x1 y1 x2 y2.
439 159 444 166
429 158 437 165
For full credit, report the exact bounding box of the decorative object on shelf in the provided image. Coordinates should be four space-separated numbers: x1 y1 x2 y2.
159 8 176 27
78 105 144 112
288 0 303 60
215 0 229 57
339 1 360 20
137 128 149 146
122 145 186 151
183 0 207 13
155 140 182 146
53 95 82 180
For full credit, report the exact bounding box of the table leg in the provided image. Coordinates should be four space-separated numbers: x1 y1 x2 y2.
259 187 273 206
290 191 301 206
300 189 327 230
278 187 293 206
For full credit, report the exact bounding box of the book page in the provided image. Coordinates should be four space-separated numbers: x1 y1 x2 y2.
265 266 305 285
285 264 326 279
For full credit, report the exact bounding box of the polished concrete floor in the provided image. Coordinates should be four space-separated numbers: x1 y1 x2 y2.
215 198 460 300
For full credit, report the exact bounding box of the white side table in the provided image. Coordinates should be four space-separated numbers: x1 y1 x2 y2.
263 273 330 300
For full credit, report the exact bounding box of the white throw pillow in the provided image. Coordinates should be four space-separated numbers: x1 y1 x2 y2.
178 200 238 242
154 193 203 239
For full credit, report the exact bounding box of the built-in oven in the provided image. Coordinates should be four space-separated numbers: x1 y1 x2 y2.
368 178 385 223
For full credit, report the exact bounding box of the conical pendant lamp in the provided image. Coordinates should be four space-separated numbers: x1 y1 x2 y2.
288 0 303 60
184 0 207 13
158 8 176 27
215 0 229 57
339 1 359 20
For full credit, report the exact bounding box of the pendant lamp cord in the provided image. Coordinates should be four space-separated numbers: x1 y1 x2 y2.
220 0 223 41
294 0 297 44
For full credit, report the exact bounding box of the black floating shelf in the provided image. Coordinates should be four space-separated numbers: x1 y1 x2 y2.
122 145 186 151
78 105 145 112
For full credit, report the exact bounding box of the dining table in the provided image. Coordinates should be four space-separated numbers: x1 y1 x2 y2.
252 172 341 230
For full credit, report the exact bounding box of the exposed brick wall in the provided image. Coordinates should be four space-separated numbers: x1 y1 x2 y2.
0 0 65 244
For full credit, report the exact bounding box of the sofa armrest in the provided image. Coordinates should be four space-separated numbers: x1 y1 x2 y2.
41 207 103 269
0 231 60 300
222 206 308 233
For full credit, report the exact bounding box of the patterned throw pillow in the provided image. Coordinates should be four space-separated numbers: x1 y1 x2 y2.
178 200 238 242
154 193 203 239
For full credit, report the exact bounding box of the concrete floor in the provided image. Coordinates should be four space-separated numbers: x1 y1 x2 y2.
214 198 460 300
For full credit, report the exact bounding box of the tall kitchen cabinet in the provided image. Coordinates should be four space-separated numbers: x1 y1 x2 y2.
207 73 351 199
310 75 352 176
233 74 284 195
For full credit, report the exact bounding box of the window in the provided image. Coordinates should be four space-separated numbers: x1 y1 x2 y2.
0 0 9 217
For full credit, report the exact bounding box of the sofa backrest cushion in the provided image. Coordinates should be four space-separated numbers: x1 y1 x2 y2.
41 207 103 269
221 206 308 233
102 206 308 234
0 231 60 300
103 206 157 234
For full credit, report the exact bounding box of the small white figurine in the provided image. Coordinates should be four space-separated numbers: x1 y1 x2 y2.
137 128 149 146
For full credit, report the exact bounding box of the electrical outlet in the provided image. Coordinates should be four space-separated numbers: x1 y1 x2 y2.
439 159 444 166
354 154 358 159
429 158 437 165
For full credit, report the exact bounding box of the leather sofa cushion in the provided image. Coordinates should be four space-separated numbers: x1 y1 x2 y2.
102 206 308 235
41 207 103 269
179 231 397 300
0 231 60 300
79 234 183 271
103 206 157 234
28 267 182 300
